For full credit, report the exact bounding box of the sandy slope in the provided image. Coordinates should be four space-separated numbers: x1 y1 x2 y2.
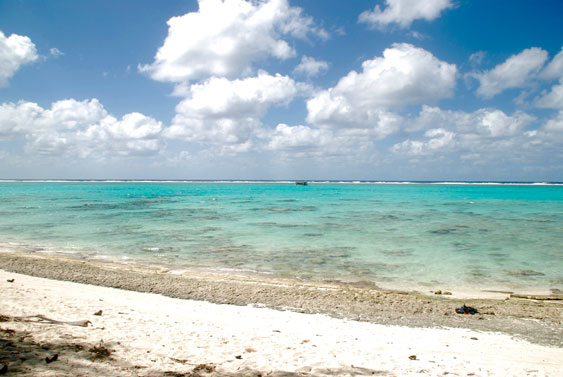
1 270 562 377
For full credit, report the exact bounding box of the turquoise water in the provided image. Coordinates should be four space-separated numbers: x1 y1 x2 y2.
1 181 562 293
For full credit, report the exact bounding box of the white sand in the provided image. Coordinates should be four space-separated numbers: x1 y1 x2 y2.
1 270 562 377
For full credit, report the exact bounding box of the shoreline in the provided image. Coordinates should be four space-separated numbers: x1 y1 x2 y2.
1 250 562 348
2 245 559 300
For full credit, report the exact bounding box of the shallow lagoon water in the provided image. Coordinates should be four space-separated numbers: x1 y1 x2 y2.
1 181 562 293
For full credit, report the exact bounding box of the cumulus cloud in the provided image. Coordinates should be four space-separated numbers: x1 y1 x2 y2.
306 43 456 131
359 0 454 29
0 99 163 158
0 30 38 86
535 80 563 109
415 105 535 137
263 123 375 160
293 56 329 77
471 47 548 98
165 71 298 151
470 109 534 138
307 93 403 136
392 128 455 156
0 99 107 137
526 48 563 109
543 111 563 132
539 48 563 80
140 0 327 83
266 123 325 151
393 106 536 159
519 111 563 160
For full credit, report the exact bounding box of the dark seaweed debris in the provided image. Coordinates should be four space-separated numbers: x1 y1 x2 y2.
88 344 113 361
455 305 479 315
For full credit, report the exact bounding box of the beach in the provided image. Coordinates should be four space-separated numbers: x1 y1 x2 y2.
3 0 563 374
1 251 562 376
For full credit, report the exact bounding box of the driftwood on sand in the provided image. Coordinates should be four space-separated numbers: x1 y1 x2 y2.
509 293 563 300
0 314 91 327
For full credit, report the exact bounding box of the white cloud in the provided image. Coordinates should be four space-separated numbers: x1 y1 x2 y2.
409 30 426 40
519 111 563 158
359 0 454 29
539 48 563 80
535 80 563 109
165 71 298 149
475 109 534 137
415 105 534 137
0 99 163 158
392 128 455 156
469 51 486 66
306 43 456 131
139 0 326 83
393 106 537 159
0 30 38 86
307 93 404 137
0 101 40 137
49 47 64 57
293 56 328 77
543 111 563 132
471 47 548 98
0 99 107 137
266 123 325 150
263 123 375 160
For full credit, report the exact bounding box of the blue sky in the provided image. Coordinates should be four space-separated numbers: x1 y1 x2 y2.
1 0 562 180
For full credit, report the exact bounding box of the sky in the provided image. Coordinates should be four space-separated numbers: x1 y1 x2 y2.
1 0 562 181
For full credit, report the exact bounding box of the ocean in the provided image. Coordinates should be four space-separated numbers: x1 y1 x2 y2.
1 181 562 294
